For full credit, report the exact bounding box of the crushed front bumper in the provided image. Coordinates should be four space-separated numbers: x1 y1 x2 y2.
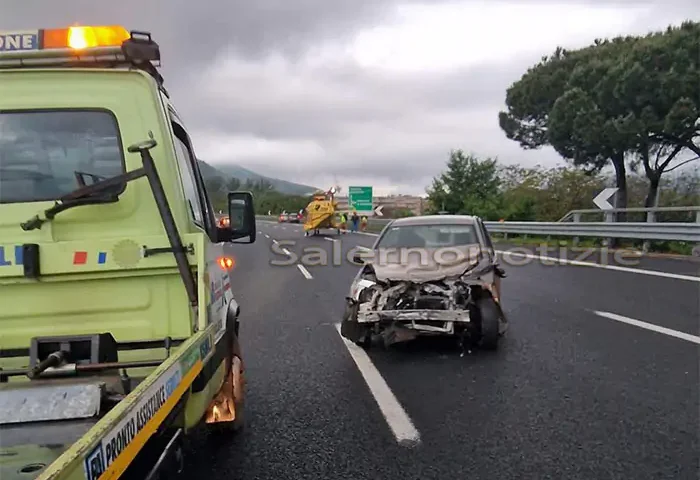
356 307 470 335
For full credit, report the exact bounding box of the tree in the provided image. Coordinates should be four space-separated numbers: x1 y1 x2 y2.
426 150 502 219
610 22 700 205
499 21 700 211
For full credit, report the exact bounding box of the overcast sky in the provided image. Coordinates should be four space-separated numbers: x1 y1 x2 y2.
4 1 698 195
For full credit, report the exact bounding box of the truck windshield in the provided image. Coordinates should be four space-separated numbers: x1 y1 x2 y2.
0 110 124 204
377 224 479 249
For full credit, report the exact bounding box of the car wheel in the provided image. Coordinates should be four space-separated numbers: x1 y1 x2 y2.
340 302 371 349
476 296 501 350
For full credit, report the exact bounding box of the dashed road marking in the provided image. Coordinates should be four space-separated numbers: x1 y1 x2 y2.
297 264 313 279
282 248 292 256
334 323 421 447
592 310 700 345
264 234 270 239
324 237 337 242
497 250 699 283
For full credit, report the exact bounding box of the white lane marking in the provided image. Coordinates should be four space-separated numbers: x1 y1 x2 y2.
272 239 279 245
497 250 699 283
282 248 292 256
264 234 270 239
334 323 421 447
593 311 700 345
356 245 372 252
297 264 313 279
324 237 336 242
357 231 379 237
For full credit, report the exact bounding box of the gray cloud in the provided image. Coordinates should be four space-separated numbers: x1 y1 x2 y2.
3 0 698 194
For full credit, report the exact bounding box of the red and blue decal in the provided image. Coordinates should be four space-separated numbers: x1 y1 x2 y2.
0 245 23 266
73 251 108 265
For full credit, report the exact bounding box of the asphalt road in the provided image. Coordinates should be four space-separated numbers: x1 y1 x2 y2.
184 220 700 480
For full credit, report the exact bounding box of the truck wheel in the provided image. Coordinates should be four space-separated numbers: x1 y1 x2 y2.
476 296 501 350
207 333 245 434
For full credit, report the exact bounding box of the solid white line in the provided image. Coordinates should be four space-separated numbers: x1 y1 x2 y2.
593 310 700 345
334 323 421 447
296 264 313 279
282 248 292 256
497 250 699 283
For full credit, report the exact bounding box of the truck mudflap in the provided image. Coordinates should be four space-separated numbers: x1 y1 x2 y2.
34 324 218 480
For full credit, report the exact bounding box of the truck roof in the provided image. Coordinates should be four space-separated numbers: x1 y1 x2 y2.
0 26 166 92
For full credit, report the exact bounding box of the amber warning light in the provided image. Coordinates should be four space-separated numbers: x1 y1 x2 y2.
0 25 130 53
217 257 235 271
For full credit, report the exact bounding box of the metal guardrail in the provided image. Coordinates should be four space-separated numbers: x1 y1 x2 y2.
558 206 700 223
482 221 699 242
256 208 700 243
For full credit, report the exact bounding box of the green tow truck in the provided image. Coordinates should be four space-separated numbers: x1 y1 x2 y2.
0 25 256 479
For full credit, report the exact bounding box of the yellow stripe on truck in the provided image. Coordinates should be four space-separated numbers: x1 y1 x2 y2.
98 359 203 479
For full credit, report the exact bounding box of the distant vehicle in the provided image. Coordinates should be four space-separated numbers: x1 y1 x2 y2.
340 215 507 350
278 213 289 222
288 212 302 224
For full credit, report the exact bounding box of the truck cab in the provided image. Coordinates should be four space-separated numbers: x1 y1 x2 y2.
0 26 254 480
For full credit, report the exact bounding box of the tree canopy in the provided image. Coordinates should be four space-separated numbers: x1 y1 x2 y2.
426 150 502 219
499 20 700 209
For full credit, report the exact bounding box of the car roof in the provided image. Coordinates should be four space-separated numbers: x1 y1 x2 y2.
387 214 477 227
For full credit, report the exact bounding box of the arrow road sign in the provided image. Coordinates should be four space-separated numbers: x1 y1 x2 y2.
374 205 383 216
593 188 618 210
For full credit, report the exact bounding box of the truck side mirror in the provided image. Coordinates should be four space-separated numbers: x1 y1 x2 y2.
222 191 256 243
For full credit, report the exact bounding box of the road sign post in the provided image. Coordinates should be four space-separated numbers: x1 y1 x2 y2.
348 186 374 215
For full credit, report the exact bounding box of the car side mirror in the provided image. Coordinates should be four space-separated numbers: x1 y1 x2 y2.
352 252 365 265
221 191 256 243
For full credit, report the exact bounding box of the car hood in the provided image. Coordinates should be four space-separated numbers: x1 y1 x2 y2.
366 244 483 283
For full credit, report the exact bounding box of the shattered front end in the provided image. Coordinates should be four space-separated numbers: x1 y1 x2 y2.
343 256 506 348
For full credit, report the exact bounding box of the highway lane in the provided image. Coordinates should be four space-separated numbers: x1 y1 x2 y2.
185 220 699 480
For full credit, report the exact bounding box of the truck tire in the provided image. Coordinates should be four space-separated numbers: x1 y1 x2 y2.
208 332 245 434
476 296 501 350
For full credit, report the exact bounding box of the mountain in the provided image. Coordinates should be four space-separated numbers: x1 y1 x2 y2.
197 160 318 196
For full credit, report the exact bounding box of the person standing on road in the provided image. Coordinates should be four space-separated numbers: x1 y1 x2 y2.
340 212 347 232
360 215 367 232
351 211 359 233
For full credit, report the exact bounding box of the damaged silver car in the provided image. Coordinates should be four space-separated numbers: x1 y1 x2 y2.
341 215 507 350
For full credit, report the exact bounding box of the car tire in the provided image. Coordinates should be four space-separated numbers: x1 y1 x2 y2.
340 302 371 349
476 296 501 350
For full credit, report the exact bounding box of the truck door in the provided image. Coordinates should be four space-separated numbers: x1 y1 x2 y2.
169 115 234 341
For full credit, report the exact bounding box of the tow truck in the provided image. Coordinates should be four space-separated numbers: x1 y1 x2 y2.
0 25 256 479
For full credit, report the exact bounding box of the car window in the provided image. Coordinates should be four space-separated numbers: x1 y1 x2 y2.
0 109 124 204
376 224 478 249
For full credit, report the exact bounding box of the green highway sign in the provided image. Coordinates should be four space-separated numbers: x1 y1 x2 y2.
348 186 373 213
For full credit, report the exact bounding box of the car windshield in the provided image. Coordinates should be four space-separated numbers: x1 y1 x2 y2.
376 223 479 249
0 110 124 204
